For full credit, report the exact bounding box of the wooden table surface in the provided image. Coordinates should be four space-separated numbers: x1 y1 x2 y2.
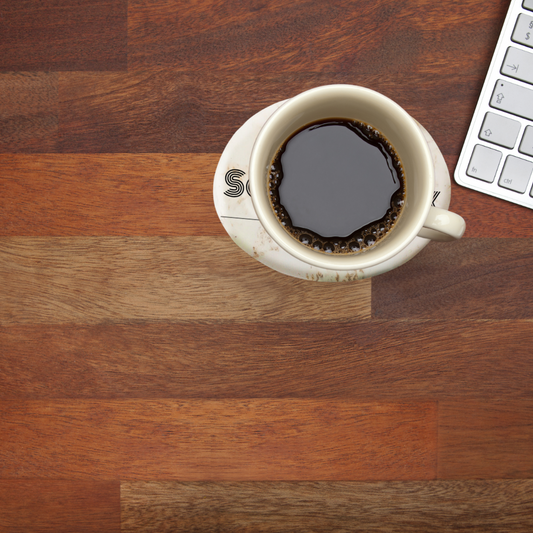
1 0 533 531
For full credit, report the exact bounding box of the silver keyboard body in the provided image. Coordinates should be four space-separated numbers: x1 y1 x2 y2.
455 0 533 209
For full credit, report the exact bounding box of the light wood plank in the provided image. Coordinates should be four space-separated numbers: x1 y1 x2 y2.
0 237 371 324
121 480 533 532
0 400 436 480
0 480 120 533
439 400 533 479
0 154 223 236
1 320 532 399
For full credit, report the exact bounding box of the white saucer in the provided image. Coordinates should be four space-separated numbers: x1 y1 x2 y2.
213 101 451 281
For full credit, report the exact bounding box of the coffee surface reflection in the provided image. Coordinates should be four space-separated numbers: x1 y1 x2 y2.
268 119 406 254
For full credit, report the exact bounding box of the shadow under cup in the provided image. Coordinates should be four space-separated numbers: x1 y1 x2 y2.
249 85 435 271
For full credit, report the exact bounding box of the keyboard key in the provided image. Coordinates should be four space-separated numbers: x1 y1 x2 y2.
524 0 533 12
519 125 533 156
498 155 533 193
466 144 502 183
501 46 533 84
479 112 521 148
512 13 533 48
490 79 533 120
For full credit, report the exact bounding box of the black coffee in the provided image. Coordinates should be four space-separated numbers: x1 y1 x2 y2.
268 118 405 254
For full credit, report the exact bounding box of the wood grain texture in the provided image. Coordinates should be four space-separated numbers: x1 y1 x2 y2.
128 0 506 74
457 195 533 238
2 153 532 240
1 320 532 400
0 237 370 325
0 0 127 71
1 0 531 530
0 480 120 533
2 156 531 243
372 239 533 319
439 401 533 480
56 70 478 155
2 0 505 155
0 73 58 153
121 480 533 533
0 154 223 236
0 400 437 481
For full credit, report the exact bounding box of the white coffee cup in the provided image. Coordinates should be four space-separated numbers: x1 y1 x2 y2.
249 84 465 271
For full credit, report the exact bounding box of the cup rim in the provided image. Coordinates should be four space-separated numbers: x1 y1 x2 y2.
249 84 434 271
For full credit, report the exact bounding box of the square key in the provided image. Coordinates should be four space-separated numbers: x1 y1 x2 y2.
512 14 533 49
502 46 533 85
498 155 533 193
466 144 502 183
479 112 520 148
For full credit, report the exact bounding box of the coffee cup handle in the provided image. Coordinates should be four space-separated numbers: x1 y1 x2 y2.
417 207 466 241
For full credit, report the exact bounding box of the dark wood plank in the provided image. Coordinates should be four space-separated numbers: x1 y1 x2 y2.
0 0 127 71
0 154 223 236
0 400 436 480
1 320 532 400
372 238 533 319
0 73 58 153
0 480 120 533
439 400 533 480
56 71 345 153
121 480 533 533
128 0 506 75
449 180 533 238
57 70 479 155
0 237 371 325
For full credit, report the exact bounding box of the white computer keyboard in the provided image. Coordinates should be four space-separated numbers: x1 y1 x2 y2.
455 0 533 209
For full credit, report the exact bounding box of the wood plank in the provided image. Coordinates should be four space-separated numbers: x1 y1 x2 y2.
0 154 223 236
0 0 127 71
0 400 437 481
372 238 533 319
0 73 58 153
0 237 371 325
1 320 532 400
0 153 529 240
121 480 533 533
128 0 506 74
439 400 533 479
57 70 479 155
1 152 529 240
0 480 120 533
449 181 533 238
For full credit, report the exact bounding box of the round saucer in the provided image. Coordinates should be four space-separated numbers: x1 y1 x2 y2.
213 101 451 281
